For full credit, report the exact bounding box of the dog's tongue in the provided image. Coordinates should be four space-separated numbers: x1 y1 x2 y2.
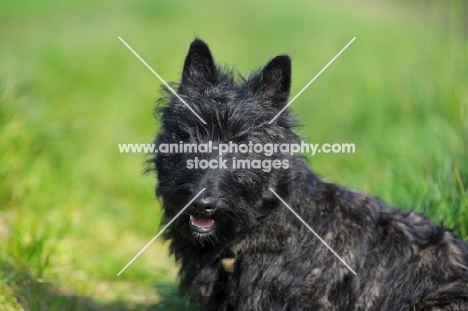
190 215 214 228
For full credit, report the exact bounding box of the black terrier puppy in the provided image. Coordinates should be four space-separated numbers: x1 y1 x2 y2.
152 39 468 310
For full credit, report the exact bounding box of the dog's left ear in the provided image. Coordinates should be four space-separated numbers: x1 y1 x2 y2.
247 55 291 101
181 38 218 87
260 55 291 98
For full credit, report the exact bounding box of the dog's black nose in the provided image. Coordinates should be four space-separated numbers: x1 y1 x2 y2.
192 196 217 213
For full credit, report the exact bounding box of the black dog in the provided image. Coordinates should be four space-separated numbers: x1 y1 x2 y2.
151 38 468 310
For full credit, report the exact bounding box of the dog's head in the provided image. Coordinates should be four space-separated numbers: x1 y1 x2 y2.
152 39 299 246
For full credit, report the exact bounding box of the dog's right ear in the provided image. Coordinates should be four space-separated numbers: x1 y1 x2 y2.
181 39 217 87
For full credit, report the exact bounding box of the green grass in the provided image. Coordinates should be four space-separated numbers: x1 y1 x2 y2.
1 0 467 309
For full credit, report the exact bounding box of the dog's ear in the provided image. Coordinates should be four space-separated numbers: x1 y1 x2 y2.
245 55 291 104
181 38 217 87
258 55 291 99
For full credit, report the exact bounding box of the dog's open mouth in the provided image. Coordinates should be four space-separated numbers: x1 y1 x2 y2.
189 215 216 233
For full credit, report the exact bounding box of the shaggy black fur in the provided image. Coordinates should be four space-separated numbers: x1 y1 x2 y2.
151 38 468 310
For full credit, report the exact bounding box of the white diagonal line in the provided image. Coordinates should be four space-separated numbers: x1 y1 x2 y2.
118 36 207 125
268 188 357 275
269 37 356 124
117 188 206 276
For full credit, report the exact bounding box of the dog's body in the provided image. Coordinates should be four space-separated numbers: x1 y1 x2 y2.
152 39 468 310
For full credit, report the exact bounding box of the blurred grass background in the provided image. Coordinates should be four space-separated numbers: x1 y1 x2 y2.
0 0 467 309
